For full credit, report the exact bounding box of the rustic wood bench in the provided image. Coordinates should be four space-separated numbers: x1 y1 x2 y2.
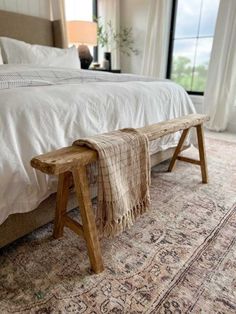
31 114 209 273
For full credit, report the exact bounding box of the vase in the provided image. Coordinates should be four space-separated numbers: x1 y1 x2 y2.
104 52 112 71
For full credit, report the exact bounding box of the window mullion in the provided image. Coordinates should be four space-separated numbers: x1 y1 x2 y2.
167 0 220 95
191 0 204 91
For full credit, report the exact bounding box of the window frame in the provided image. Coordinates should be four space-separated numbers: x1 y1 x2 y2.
93 0 98 62
65 0 98 61
166 0 204 96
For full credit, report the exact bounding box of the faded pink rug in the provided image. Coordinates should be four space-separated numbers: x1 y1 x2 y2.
0 137 236 313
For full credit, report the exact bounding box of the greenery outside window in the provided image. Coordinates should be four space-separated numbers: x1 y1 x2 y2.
167 0 220 94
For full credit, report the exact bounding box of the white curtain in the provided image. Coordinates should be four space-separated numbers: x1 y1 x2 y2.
0 0 51 19
141 0 172 78
204 0 236 132
98 0 120 69
50 0 68 47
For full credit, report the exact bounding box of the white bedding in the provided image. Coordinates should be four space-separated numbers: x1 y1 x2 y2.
0 65 196 224
0 37 81 69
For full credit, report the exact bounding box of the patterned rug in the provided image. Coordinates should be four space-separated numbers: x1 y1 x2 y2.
0 137 236 314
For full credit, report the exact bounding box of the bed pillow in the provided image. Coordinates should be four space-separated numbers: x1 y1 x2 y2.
0 48 3 65
0 37 81 69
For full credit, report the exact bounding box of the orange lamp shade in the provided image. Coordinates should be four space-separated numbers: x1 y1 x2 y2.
67 20 97 46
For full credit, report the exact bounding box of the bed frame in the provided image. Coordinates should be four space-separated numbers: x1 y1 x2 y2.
0 9 66 48
0 10 187 248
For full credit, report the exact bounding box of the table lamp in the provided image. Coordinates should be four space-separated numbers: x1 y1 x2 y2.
67 20 97 69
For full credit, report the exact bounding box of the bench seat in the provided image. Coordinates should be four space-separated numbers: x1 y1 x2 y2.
31 113 209 273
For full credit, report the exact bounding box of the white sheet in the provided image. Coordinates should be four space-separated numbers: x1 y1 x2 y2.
0 65 196 224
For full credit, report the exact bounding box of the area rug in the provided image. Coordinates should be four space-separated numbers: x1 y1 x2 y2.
0 137 236 313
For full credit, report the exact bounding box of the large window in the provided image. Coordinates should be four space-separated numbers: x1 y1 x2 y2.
167 0 220 94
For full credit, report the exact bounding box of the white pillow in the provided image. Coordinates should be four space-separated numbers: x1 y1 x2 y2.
0 48 3 65
0 37 81 69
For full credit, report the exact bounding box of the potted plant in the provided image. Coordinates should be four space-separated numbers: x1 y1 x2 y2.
97 19 139 70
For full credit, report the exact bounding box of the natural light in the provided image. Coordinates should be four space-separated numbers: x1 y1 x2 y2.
65 0 93 21
170 0 220 93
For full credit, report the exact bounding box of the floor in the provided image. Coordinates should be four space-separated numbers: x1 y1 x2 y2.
0 134 236 313
206 129 236 142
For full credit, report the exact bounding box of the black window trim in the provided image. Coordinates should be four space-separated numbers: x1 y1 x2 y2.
93 0 98 62
166 0 204 96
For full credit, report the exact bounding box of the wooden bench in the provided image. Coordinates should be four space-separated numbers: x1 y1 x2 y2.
31 114 209 273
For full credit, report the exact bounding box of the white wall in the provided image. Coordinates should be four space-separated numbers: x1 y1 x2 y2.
0 0 50 19
120 0 148 74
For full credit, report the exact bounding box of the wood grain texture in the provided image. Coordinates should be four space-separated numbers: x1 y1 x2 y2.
167 123 208 184
64 216 84 237
72 166 104 273
31 114 209 176
177 156 201 165
31 146 98 175
168 128 190 172
196 124 208 183
53 172 71 239
138 114 209 141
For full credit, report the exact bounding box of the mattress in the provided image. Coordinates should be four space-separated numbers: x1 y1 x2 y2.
0 65 196 224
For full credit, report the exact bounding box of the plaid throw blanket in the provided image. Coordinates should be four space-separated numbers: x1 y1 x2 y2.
73 129 150 237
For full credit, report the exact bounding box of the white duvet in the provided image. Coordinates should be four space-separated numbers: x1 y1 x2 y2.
0 65 196 224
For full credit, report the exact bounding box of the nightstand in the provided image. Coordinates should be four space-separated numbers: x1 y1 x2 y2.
88 68 121 73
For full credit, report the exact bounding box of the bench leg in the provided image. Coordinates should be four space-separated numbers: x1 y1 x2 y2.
53 171 71 239
72 166 104 274
168 128 190 172
196 124 208 183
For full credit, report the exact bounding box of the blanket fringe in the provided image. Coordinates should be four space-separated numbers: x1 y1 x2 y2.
97 194 150 238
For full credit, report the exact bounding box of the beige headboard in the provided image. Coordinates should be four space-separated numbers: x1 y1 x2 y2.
0 10 64 48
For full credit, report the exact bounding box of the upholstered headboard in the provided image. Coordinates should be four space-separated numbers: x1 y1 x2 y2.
0 10 64 48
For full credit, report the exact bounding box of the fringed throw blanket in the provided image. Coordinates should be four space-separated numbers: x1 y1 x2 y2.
73 129 150 237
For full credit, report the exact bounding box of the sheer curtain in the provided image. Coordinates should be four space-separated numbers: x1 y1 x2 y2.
204 0 236 132
0 0 51 18
98 0 120 69
50 0 68 48
141 0 172 78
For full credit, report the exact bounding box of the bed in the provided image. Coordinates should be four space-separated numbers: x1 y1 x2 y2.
0 10 196 248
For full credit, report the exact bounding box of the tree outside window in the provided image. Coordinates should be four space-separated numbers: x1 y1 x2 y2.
167 0 220 94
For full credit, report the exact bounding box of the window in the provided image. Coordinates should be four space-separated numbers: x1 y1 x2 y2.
65 0 94 22
65 0 98 60
167 0 220 94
